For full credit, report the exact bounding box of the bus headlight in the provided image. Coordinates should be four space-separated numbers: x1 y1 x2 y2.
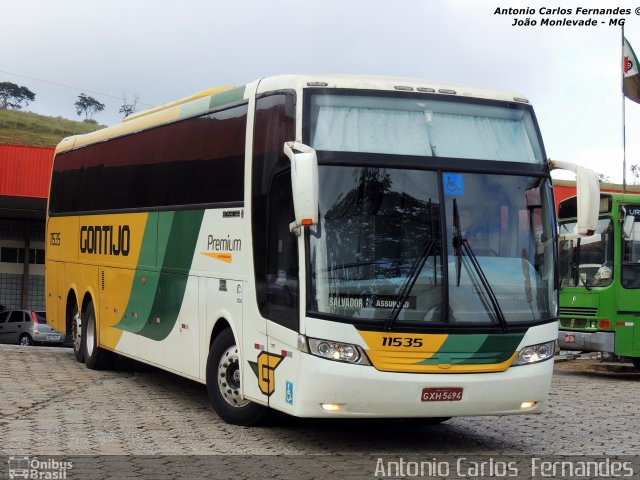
512 341 556 366
307 337 371 365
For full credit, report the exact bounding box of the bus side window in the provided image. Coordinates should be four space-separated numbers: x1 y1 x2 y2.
622 215 640 289
251 92 296 322
265 172 299 329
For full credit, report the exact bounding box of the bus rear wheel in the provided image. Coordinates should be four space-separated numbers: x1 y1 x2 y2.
206 328 267 426
70 304 84 363
81 300 112 370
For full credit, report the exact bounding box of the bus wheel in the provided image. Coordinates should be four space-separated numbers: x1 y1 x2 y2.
81 300 112 370
632 358 640 372
206 328 267 426
71 304 84 363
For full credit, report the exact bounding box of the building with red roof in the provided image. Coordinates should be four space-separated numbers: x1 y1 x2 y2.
0 144 54 310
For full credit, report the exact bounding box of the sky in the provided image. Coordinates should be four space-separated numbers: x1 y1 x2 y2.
3 0 640 184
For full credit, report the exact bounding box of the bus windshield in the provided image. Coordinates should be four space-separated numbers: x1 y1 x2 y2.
307 167 556 328
307 92 544 163
558 218 614 289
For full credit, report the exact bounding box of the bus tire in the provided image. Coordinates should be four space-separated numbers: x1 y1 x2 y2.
206 328 267 426
81 300 112 370
70 304 84 363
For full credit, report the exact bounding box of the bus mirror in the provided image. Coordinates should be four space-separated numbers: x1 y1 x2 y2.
283 141 319 229
549 160 600 236
623 215 635 240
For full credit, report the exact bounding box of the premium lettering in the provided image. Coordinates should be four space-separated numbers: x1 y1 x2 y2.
207 235 242 252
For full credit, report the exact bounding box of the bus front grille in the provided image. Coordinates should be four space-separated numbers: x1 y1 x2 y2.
559 318 588 329
559 307 598 317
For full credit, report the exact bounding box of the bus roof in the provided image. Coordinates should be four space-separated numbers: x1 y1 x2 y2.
54 74 532 155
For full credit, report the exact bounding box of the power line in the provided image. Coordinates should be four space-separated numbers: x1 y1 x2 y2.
0 69 154 107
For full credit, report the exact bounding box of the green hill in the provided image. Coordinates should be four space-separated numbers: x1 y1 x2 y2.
0 108 105 147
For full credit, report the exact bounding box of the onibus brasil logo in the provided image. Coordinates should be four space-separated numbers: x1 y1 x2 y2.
7 456 72 479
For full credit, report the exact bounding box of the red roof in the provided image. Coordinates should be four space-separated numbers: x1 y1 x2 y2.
0 144 54 199
553 180 640 212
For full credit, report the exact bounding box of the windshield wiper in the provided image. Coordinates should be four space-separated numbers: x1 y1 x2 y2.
384 237 436 331
570 238 592 291
571 238 581 287
384 199 436 330
452 199 509 332
452 198 463 286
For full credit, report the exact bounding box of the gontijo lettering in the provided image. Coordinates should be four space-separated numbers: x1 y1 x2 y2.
80 225 130 256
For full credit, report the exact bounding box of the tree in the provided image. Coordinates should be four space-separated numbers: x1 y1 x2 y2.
74 93 105 120
119 92 139 118
0 81 36 110
632 164 640 185
597 173 611 183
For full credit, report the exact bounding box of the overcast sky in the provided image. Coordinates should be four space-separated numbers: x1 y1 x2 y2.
3 0 640 183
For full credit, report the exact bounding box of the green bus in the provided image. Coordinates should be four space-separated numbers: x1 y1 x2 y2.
557 192 640 370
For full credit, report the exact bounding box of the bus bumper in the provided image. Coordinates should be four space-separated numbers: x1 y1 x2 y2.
290 353 553 418
557 330 615 353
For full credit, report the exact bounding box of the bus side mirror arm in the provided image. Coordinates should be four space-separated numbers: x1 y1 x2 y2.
283 141 319 232
549 159 600 236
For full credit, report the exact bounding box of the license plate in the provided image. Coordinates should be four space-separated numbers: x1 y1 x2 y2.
421 387 463 402
564 334 576 343
47 334 60 341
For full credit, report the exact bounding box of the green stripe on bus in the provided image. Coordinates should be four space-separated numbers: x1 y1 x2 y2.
115 214 161 333
417 333 524 365
136 210 204 341
209 86 245 109
116 210 204 340
418 351 514 365
437 334 488 353
179 86 246 119
475 333 524 353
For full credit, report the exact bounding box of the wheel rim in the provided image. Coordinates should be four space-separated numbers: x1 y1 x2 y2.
72 312 81 353
85 310 95 358
20 336 31 346
217 345 249 408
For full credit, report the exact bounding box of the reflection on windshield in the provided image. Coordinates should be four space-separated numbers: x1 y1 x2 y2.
308 166 556 327
444 173 555 324
309 167 444 323
559 218 614 288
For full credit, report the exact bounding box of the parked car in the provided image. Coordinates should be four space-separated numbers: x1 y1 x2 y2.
0 310 64 346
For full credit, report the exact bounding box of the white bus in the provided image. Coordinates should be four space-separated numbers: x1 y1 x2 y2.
46 75 598 425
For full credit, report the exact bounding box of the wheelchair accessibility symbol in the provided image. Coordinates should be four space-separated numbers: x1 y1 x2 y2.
443 173 464 195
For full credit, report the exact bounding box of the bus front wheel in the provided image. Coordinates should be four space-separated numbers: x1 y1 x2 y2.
206 328 267 426
81 300 112 370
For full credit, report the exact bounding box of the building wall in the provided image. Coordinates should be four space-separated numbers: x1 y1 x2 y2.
0 218 45 311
